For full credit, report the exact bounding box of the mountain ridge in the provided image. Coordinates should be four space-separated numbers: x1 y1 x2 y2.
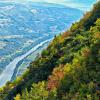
0 1 100 100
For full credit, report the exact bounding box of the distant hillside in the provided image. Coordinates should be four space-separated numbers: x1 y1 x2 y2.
0 1 100 100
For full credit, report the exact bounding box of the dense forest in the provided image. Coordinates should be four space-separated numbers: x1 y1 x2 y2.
0 1 100 100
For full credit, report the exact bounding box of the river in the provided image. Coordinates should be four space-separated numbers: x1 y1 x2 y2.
0 38 52 87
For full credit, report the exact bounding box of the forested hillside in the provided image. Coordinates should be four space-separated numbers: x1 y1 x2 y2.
0 1 100 100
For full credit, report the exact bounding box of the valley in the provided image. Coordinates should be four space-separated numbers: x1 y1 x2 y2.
0 2 82 86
